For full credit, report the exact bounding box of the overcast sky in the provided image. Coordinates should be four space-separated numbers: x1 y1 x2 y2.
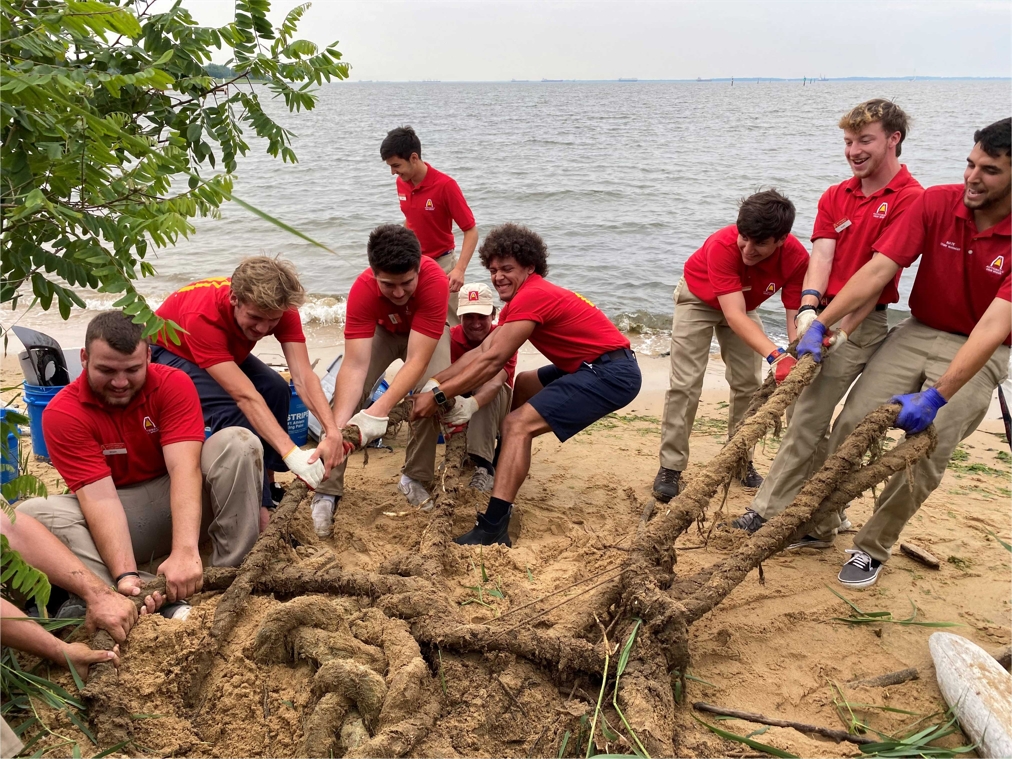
184 0 1011 81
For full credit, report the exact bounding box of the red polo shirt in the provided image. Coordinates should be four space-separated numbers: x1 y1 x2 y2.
683 225 810 311
43 365 205 492
344 256 449 340
450 324 517 388
396 164 476 259
812 165 923 304
497 274 630 374
153 278 305 368
874 183 1012 346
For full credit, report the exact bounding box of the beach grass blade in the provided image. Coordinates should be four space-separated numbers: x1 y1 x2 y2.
691 714 798 758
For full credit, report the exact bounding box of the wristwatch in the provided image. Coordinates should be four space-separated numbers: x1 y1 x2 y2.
432 385 453 413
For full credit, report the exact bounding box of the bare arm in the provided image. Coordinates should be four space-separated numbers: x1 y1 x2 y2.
449 227 480 292
283 341 340 473
802 238 836 307
157 440 204 602
366 329 440 418
206 360 294 457
785 308 798 343
331 337 373 429
815 253 901 330
716 292 778 357
472 370 510 408
1 511 151 642
440 321 533 398
839 297 880 336
76 477 138 591
0 598 118 681
934 297 1012 400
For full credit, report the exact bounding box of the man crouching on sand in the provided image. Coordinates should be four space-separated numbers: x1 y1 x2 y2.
412 223 642 546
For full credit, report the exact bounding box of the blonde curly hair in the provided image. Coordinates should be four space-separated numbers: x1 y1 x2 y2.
838 99 910 157
230 256 306 311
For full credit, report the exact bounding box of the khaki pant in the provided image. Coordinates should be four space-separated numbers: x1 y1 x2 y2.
812 318 1009 561
16 428 263 586
659 278 763 472
751 309 890 520
434 253 460 327
316 326 452 497
413 383 512 467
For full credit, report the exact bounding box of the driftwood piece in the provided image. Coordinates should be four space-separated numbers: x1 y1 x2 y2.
847 667 920 688
900 542 941 569
692 701 876 745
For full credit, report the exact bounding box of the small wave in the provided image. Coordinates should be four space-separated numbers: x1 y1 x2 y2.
300 295 347 325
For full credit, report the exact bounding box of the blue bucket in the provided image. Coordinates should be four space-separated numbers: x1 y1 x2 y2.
0 408 19 486
23 383 64 461
287 381 309 446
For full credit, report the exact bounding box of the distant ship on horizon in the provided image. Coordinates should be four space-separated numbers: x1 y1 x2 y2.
697 77 712 82
542 78 563 83
618 77 637 82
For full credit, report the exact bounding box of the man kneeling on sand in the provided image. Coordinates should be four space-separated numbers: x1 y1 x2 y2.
18 311 263 619
412 223 642 546
416 282 518 492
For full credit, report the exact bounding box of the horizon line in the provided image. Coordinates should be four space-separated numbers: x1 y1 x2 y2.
343 75 1011 83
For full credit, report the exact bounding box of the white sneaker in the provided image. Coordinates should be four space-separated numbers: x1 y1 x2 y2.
468 466 495 493
159 602 192 621
311 493 337 538
398 474 434 511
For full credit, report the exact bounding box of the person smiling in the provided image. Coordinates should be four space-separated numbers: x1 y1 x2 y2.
381 126 478 327
790 117 1011 588
734 99 924 539
652 190 810 503
310 224 451 537
152 257 339 527
411 223 641 547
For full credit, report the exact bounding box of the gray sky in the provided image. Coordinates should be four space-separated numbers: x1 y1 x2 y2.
185 0 1011 80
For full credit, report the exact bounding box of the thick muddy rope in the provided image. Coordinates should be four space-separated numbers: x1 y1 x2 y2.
680 407 937 623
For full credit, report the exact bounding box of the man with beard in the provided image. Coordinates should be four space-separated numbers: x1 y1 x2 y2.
417 282 518 492
733 99 923 538
18 311 263 617
411 223 642 546
793 117 1011 588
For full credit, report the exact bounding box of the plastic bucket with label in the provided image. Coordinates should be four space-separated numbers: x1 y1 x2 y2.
23 383 64 461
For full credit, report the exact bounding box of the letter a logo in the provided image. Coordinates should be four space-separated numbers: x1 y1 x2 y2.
873 202 888 219
765 282 776 294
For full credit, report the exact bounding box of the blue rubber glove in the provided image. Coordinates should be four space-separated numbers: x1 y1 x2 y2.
891 387 947 434
795 320 827 363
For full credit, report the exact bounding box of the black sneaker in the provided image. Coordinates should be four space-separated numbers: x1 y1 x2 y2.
269 483 285 508
652 467 682 502
731 509 766 534
838 550 883 588
454 510 512 547
56 594 87 620
740 462 764 489
787 534 834 550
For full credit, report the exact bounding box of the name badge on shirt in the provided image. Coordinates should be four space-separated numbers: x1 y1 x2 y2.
834 217 852 233
102 442 127 456
397 194 407 201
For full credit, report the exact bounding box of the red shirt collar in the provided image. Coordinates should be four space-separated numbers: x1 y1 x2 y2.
952 189 1012 238
410 162 439 192
843 164 913 200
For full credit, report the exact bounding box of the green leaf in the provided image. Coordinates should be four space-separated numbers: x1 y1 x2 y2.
692 715 799 758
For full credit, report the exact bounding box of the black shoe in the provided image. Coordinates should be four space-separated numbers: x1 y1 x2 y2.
454 510 512 547
740 462 764 489
269 483 285 508
786 534 834 550
731 509 766 534
652 467 682 502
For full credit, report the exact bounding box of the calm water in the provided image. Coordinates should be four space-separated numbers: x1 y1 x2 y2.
81 80 1012 347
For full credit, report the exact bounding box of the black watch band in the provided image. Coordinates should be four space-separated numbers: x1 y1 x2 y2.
432 385 452 412
797 304 819 315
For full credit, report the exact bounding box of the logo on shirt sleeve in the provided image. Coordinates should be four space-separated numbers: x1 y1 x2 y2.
765 282 776 294
873 202 888 219
425 199 434 211
986 255 1006 275
142 416 158 434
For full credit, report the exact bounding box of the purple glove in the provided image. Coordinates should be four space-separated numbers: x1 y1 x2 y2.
795 320 827 363
891 387 947 434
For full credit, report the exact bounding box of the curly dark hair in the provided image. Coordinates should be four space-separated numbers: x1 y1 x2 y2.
975 118 1011 158
367 224 422 275
478 223 549 277
736 189 795 242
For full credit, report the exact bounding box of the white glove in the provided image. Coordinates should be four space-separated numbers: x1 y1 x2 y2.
442 395 479 426
283 446 325 489
348 411 388 446
795 308 818 336
825 328 849 355
420 379 439 393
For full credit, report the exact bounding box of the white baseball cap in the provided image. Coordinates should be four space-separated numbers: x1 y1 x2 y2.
457 283 495 316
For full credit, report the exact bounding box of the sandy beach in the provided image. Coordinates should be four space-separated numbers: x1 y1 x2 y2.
3 322 1010 757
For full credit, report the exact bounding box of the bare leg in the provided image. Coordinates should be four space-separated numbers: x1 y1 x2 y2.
510 370 544 410
490 403 553 504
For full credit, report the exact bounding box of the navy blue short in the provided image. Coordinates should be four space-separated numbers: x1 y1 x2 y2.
529 350 642 442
